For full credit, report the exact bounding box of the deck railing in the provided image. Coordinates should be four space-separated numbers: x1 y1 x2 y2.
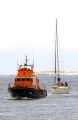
8 83 46 90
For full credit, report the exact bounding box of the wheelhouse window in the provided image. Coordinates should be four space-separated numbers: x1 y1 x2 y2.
26 78 33 81
16 78 20 81
21 78 25 81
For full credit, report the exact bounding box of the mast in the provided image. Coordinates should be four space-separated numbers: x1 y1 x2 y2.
26 55 27 65
55 20 57 75
56 19 60 81
55 20 57 84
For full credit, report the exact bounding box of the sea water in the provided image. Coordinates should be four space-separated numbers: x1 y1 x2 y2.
0 75 78 120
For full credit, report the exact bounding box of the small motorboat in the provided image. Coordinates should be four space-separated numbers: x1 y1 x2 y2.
8 56 47 99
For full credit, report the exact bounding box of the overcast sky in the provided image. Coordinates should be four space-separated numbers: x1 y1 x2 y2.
0 0 78 75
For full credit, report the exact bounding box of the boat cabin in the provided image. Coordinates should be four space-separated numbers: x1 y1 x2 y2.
13 67 40 89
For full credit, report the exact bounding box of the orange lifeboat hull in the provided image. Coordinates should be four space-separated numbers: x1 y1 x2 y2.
8 56 47 99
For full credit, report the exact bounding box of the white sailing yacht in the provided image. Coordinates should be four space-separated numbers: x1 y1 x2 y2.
51 19 70 94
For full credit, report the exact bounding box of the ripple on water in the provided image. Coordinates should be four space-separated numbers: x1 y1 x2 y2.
0 75 78 120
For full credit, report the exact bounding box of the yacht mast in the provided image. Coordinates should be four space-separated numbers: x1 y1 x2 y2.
56 19 60 81
55 20 57 84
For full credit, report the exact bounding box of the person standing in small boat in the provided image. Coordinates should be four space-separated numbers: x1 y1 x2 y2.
65 82 68 87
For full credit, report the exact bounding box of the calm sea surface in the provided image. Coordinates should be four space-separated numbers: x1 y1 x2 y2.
0 74 78 120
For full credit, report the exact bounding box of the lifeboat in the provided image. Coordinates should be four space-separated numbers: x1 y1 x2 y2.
8 56 47 99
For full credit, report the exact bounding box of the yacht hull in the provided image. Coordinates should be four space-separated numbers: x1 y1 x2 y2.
8 87 47 99
51 86 70 94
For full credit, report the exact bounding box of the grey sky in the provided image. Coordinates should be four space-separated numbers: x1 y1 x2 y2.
0 0 78 74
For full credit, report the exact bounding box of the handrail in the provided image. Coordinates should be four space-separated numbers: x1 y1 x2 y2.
8 83 46 90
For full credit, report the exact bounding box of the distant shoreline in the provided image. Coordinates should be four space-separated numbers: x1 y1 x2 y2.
35 71 78 75
1 71 78 76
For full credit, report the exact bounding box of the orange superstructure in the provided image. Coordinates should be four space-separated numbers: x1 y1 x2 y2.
13 61 40 89
17 68 33 77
